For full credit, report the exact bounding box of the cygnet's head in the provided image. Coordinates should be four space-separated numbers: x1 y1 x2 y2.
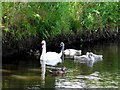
60 42 65 50
60 42 64 47
88 52 93 58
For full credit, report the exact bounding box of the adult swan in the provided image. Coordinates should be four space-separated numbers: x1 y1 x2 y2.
40 40 65 66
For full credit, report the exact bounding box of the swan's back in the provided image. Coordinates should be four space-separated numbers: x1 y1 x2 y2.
74 55 90 64
89 52 103 61
64 49 77 56
40 40 64 66
74 55 88 60
44 52 62 66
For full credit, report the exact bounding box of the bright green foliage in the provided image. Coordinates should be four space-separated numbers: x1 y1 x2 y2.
80 2 119 31
2 2 119 40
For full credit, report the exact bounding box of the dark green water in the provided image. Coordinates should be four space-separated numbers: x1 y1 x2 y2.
2 41 119 89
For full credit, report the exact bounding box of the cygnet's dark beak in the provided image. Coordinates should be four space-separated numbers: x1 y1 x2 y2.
60 44 62 48
60 42 64 47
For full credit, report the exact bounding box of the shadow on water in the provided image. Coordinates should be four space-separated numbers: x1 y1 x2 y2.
2 40 119 89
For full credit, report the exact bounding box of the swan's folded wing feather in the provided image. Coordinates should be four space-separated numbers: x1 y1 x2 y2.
44 52 62 66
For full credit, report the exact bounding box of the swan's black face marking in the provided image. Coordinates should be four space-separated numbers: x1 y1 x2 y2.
41 43 44 46
41 42 44 48
60 42 64 47
41 40 46 48
41 43 44 45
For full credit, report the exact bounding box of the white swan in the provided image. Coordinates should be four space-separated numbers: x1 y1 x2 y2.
74 52 91 62
74 52 95 67
40 40 64 66
74 52 103 67
64 49 81 58
89 52 103 61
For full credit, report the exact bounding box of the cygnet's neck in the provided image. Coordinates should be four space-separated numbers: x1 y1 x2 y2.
59 45 64 57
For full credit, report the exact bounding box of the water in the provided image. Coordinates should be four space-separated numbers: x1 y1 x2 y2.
2 41 119 89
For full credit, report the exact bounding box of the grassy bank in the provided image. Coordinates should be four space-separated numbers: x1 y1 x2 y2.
1 2 119 57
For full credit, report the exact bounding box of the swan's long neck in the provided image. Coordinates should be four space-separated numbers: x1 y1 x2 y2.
41 43 46 60
59 45 64 57
42 45 46 55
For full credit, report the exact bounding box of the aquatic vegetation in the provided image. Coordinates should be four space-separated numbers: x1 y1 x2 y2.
55 71 118 88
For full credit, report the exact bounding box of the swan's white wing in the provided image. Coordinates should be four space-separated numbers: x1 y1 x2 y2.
69 49 77 56
45 52 61 59
64 49 77 56
91 53 103 61
76 50 82 56
44 52 62 66
64 50 70 55
74 55 88 63
80 56 88 61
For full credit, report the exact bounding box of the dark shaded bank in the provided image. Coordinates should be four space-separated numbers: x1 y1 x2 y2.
2 29 120 61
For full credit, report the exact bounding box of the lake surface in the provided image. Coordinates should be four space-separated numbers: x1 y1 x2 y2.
2 41 119 89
